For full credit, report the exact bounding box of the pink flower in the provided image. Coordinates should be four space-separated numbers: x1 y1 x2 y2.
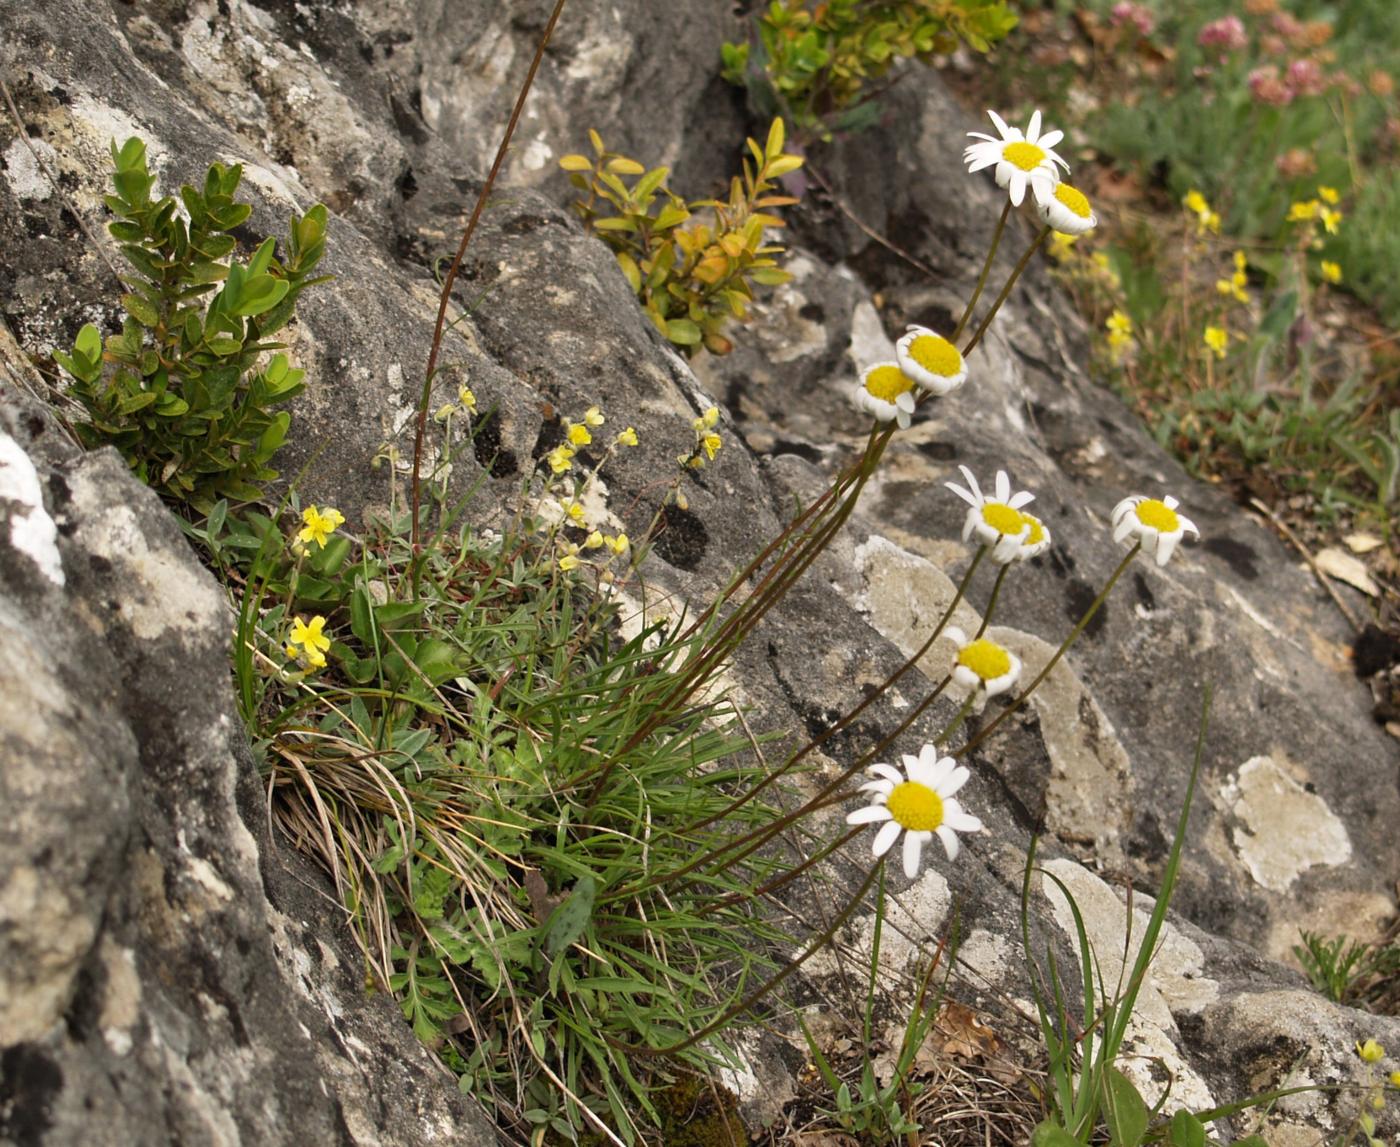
1110 2 1155 36
1198 15 1247 54
1286 58 1326 96
1249 66 1295 106
1271 12 1306 45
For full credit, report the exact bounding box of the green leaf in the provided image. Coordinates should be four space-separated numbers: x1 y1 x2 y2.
1031 1121 1082 1147
1167 1109 1207 1147
231 274 289 318
121 293 160 327
544 875 597 957
665 318 702 345
1104 1067 1149 1147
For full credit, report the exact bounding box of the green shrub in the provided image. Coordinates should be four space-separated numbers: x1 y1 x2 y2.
723 0 1018 140
54 137 329 513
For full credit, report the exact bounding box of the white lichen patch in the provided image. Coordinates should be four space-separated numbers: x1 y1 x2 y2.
993 628 1132 862
68 475 222 641
1041 859 1219 1116
851 534 982 672
98 936 142 1055
2 136 58 201
0 432 64 585
955 927 1013 990
803 867 952 981
847 299 896 370
1218 755 1351 893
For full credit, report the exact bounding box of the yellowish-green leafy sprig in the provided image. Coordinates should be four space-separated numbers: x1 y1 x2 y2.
561 121 803 356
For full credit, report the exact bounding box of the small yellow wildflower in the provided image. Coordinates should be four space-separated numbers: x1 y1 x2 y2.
702 431 722 461
563 501 587 525
605 533 629 555
583 406 605 428
1047 231 1079 261
547 444 575 474
1388 1070 1400 1087
1320 206 1342 234
1204 326 1229 358
458 386 477 413
616 426 639 447
701 406 720 429
558 553 581 572
1318 185 1340 205
1321 260 1342 284
298 506 345 549
1288 199 1320 223
1106 310 1135 362
288 615 331 669
1183 190 1220 234
1358 1039 1385 1063
566 422 592 447
1371 1094 1385 1111
584 530 605 550
433 402 456 422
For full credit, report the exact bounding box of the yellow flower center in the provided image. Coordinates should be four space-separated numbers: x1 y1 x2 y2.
1002 141 1047 172
981 502 1024 535
908 334 963 378
957 639 1012 682
885 781 945 832
865 364 914 403
1054 184 1091 218
1021 514 1045 545
1135 499 1180 532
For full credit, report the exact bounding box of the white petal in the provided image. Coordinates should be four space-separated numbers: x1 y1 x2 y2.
1113 517 1137 544
953 664 980 691
1009 490 1035 509
1155 531 1180 566
994 471 1011 503
987 109 1012 139
872 819 902 858
945 481 977 507
965 153 999 175
847 804 893 825
903 830 927 879
1111 496 1138 523
936 825 961 862
958 465 982 501
856 779 893 795
944 626 968 648
938 764 970 797
867 762 904 785
896 391 916 412
1027 109 1042 142
1164 495 1180 509
897 409 911 429
906 753 936 786
943 800 983 834
1178 514 1199 537
1038 128 1064 149
1009 170 1027 206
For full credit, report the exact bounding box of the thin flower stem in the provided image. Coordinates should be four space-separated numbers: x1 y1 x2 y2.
678 546 988 837
606 859 884 1058
962 225 1052 358
935 691 978 748
974 561 1010 639
410 0 569 557
962 543 1140 756
954 200 1012 341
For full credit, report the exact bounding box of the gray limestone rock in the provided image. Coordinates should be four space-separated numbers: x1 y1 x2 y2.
2 0 1398 1142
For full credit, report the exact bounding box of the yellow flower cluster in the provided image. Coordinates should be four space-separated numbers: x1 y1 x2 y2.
1203 326 1229 359
680 406 723 469
1106 310 1135 363
1288 187 1343 235
1215 250 1251 304
1183 189 1221 235
297 505 345 549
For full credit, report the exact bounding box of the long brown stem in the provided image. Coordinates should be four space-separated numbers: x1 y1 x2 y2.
962 225 1051 357
954 200 1011 341
410 0 569 555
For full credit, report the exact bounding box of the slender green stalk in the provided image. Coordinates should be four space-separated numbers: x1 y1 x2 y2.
962 225 1052 358
963 543 1139 756
934 691 977 748
954 200 1012 340
974 561 1010 639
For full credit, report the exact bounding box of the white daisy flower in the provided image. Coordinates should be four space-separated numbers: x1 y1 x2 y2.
1034 180 1098 235
1013 511 1052 561
896 326 968 396
1112 494 1199 567
846 745 984 877
964 109 1070 207
945 465 1035 563
854 362 918 429
942 626 1023 697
